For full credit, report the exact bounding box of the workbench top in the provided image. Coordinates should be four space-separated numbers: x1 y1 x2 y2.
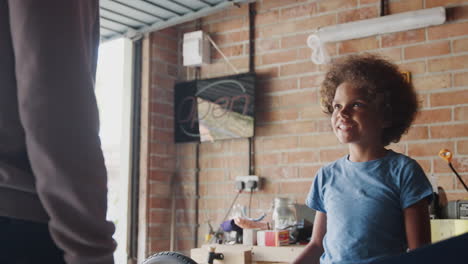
190 243 306 264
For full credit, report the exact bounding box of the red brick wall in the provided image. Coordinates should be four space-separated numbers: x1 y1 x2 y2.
145 28 178 254
145 0 468 256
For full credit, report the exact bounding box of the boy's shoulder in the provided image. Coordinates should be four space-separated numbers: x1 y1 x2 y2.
318 150 420 174
320 155 348 172
386 150 419 167
320 150 418 170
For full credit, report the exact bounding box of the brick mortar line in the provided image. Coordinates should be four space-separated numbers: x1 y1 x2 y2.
429 103 468 111
426 121 468 126
149 113 173 118
260 86 319 95
149 95 175 102
149 153 176 158
400 46 468 62
403 137 468 143
416 89 468 96
412 71 468 80
419 86 468 93
406 138 468 143
148 168 175 172
250 36 468 60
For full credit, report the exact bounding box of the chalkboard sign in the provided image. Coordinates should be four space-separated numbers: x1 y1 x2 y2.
174 73 255 143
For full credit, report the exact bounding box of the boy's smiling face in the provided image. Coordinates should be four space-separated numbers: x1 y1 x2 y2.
331 82 386 148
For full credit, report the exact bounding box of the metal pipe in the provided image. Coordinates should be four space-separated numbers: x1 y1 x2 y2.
170 175 176 251
129 38 142 263
194 143 200 248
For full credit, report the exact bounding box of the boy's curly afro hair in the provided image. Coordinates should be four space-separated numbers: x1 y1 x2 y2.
320 53 418 146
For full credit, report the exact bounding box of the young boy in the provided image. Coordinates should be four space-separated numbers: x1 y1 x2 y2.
293 54 433 264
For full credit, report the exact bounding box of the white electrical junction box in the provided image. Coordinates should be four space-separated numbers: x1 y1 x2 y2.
183 30 210 66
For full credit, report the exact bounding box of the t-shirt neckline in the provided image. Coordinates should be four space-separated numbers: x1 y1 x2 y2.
345 149 395 167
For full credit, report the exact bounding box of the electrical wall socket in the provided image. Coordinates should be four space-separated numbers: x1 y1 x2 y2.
235 175 261 192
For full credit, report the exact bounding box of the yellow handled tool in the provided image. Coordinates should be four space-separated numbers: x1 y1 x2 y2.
438 149 468 192
438 149 453 163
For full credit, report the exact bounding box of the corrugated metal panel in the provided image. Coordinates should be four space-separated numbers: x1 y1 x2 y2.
99 0 253 41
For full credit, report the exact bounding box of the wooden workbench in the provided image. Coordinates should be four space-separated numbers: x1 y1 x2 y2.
190 244 305 264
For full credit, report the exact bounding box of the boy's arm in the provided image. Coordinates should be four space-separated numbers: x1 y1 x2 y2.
404 198 431 250
292 211 327 264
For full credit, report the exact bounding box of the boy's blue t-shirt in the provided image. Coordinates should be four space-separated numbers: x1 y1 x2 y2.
306 150 433 264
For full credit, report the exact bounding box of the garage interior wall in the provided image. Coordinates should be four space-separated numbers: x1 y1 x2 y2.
140 0 468 257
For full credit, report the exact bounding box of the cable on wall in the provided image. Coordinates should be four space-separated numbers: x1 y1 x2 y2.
248 2 256 176
193 142 200 248
191 18 202 249
248 2 256 218
380 0 389 16
248 2 256 74
205 35 240 74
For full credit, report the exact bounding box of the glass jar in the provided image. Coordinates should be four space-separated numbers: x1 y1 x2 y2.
271 197 296 230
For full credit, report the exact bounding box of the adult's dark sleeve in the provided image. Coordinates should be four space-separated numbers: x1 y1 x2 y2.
8 0 116 263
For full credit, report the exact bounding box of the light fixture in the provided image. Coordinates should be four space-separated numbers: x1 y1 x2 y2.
307 7 446 64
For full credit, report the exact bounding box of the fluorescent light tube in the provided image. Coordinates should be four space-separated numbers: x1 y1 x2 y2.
307 7 446 64
316 7 446 42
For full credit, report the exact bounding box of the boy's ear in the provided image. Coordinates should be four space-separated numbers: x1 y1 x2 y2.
382 103 392 128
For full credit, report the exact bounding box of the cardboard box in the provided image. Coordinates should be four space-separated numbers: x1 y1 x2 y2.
243 229 259 245
430 219 468 242
257 230 266 246
260 230 289 247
